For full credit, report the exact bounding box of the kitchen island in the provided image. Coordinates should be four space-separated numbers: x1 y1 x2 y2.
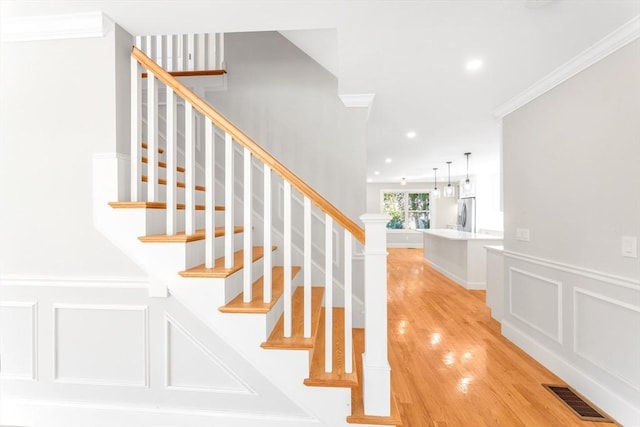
421 229 503 289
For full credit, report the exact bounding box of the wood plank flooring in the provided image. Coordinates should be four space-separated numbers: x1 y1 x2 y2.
387 248 617 427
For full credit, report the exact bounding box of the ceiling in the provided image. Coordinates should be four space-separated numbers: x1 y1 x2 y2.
3 0 639 184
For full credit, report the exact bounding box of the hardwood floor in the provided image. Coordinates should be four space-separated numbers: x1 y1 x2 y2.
386 248 616 427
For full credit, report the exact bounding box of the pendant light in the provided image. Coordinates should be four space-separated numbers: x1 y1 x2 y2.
463 152 472 191
432 168 440 199
445 161 454 197
400 177 407 186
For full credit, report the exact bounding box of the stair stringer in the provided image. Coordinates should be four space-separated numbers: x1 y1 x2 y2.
93 154 368 426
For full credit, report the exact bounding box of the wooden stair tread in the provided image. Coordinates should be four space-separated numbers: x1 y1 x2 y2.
219 266 301 314
142 175 205 191
304 307 358 388
179 246 275 278
142 156 185 172
139 226 243 243
261 286 324 350
141 142 164 154
108 201 223 211
347 328 402 426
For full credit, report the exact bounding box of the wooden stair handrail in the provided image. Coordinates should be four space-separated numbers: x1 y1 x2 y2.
132 46 365 244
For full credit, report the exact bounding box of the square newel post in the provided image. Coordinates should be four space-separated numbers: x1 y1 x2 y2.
359 213 391 416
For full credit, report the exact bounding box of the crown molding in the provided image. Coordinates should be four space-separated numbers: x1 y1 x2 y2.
339 93 376 118
1 11 114 43
494 15 640 118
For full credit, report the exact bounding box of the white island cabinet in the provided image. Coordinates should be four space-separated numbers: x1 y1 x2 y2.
421 229 503 290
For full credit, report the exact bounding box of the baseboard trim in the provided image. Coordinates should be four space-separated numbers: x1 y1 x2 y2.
428 261 486 290
386 243 422 249
502 320 640 426
0 397 320 427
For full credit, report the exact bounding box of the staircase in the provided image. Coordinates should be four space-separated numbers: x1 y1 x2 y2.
93 44 400 426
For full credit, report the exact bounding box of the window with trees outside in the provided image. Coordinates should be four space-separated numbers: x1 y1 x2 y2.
383 191 430 230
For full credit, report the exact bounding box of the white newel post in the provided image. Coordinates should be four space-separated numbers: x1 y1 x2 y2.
360 213 391 417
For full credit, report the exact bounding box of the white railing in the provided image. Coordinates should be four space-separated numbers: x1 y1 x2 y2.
135 33 224 72
130 47 391 417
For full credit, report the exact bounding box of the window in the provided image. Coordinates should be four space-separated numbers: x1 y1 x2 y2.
382 191 430 230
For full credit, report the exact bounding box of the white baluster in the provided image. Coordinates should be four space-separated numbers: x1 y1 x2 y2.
146 71 158 202
166 87 177 235
166 34 174 72
205 117 215 267
324 214 333 373
263 165 272 303
224 132 234 269
360 213 391 416
344 231 353 374
178 34 186 72
184 102 195 235
206 33 216 70
130 58 142 201
135 35 142 49
187 33 195 71
144 35 153 57
197 33 206 70
303 197 312 337
219 33 225 69
156 35 165 68
243 147 253 303
283 181 292 338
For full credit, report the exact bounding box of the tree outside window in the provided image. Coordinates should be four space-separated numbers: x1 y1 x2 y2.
383 191 430 230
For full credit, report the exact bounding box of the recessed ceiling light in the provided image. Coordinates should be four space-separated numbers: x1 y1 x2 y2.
406 131 417 139
385 158 392 164
465 59 483 72
374 171 380 175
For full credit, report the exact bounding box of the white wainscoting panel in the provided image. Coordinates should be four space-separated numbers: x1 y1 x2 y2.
165 315 253 394
0 302 37 380
574 288 640 391
508 267 563 343
53 304 149 387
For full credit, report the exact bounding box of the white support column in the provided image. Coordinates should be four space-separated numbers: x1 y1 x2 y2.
263 166 272 303
303 197 312 338
324 214 333 373
344 230 353 374
146 71 158 202
184 101 195 235
243 147 253 303
130 57 142 201
283 181 292 338
224 132 234 269
360 213 391 416
165 87 177 235
204 117 215 268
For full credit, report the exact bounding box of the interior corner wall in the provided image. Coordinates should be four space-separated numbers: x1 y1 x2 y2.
502 39 640 425
0 28 144 277
205 31 368 223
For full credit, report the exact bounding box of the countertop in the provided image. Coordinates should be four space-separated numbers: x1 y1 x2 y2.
420 229 504 241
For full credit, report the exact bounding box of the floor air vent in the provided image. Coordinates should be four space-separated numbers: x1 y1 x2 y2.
543 384 615 423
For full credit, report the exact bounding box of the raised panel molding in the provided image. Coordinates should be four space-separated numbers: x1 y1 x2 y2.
573 288 640 391
164 314 255 394
53 304 149 387
508 267 563 344
0 301 38 380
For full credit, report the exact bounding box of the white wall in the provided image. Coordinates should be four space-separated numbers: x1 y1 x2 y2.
0 26 144 278
206 31 368 223
502 39 640 425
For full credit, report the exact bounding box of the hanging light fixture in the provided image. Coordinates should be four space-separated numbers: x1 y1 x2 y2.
432 168 440 199
400 177 407 186
463 152 472 191
445 161 454 197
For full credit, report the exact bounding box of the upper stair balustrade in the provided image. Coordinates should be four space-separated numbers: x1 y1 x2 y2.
136 33 224 73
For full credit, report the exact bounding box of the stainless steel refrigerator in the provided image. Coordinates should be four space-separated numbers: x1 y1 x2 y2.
457 197 476 233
